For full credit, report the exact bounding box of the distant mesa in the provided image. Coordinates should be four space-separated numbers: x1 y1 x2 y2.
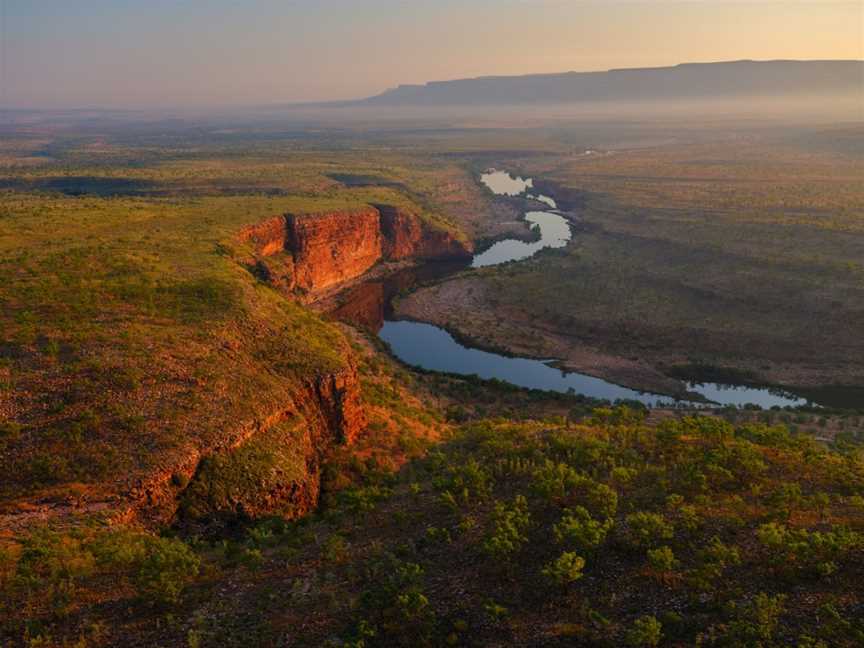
358 60 864 106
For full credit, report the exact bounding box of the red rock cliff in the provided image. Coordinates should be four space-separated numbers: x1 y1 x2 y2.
378 205 473 261
237 215 288 257
237 205 471 297
287 209 382 293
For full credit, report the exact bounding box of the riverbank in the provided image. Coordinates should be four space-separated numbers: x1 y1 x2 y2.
390 155 864 409
393 275 689 398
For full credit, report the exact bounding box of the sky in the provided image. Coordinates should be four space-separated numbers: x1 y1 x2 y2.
1 0 862 109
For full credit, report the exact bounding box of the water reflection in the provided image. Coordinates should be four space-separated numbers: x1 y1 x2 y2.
472 211 572 268
330 261 468 331
328 169 814 409
380 320 679 406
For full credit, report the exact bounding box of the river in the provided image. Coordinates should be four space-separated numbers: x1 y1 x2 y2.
331 170 812 409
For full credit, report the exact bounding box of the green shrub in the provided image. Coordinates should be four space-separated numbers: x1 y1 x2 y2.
483 495 531 559
647 546 678 573
723 593 786 645
15 530 96 589
624 512 674 550
542 552 585 585
532 461 617 517
449 458 492 500
689 536 741 593
767 482 803 521
356 555 434 645
134 536 200 604
553 506 613 552
757 523 861 577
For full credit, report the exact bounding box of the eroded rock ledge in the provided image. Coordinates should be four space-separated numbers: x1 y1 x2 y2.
238 206 472 298
125 362 366 528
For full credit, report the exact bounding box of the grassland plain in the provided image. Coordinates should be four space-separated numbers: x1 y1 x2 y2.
1 120 863 647
398 129 864 403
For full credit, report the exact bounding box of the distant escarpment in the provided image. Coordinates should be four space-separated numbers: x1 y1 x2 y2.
360 60 864 106
238 206 471 297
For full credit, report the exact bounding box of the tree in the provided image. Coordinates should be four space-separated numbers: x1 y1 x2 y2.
483 495 531 559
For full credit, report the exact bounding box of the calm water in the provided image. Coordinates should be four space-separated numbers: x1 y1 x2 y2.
480 170 534 196
334 170 813 409
472 211 572 268
380 320 680 406
473 171 571 268
379 318 808 409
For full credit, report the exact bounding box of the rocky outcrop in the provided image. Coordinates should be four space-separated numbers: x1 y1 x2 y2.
287 209 383 293
125 361 367 527
378 205 472 261
379 206 424 259
237 205 471 297
300 364 367 448
238 215 289 257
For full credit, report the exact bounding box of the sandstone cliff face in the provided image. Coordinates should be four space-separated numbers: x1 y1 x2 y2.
238 215 289 257
379 205 472 261
302 364 366 447
237 216 297 290
287 209 382 293
379 205 424 260
237 205 471 297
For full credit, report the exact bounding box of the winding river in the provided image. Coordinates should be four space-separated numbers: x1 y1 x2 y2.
331 170 812 409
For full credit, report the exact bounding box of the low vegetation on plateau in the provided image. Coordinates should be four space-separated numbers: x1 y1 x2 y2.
1 116 862 646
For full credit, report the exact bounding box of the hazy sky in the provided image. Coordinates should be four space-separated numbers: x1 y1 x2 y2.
2 0 862 108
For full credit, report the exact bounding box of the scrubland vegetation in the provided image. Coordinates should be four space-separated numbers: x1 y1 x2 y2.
1 116 862 646
0 132 497 508
2 408 862 646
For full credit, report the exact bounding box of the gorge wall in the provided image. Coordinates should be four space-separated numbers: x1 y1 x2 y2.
288 209 383 293
124 361 366 527
377 205 472 261
238 205 471 296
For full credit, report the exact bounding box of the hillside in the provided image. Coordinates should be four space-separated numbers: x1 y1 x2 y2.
361 60 863 106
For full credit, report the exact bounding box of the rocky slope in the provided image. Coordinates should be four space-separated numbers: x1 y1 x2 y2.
0 315 367 532
175 362 366 525
2 202 469 533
